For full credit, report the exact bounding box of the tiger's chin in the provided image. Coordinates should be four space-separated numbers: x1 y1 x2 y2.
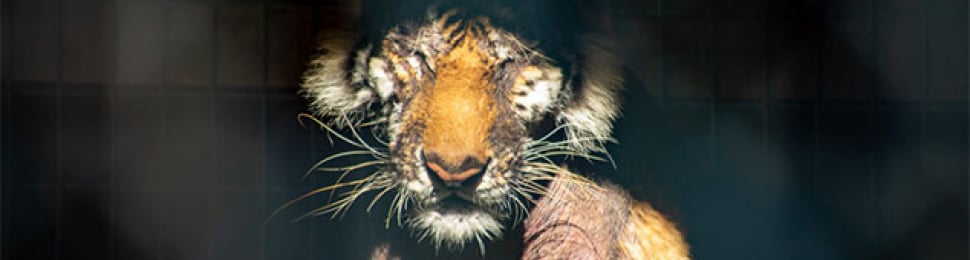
408 197 506 252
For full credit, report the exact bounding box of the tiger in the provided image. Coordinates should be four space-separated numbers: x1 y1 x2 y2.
294 0 689 258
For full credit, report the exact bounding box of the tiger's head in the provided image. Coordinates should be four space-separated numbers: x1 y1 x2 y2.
299 5 620 252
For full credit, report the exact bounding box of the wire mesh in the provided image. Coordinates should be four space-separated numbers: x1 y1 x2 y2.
1 0 967 259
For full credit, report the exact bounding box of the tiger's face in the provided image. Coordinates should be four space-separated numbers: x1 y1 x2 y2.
301 9 621 251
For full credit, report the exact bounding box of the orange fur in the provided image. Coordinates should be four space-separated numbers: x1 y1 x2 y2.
619 202 691 260
420 31 497 165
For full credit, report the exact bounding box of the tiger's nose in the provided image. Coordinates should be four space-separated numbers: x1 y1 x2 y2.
423 152 487 189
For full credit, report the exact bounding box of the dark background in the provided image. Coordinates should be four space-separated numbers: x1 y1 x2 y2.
2 0 967 259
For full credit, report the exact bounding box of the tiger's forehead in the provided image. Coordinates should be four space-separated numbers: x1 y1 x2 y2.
382 10 544 65
437 21 493 67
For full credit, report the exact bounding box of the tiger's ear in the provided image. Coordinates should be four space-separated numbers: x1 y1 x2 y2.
300 32 383 127
557 35 623 153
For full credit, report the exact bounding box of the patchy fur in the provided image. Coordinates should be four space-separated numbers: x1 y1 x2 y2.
523 173 629 259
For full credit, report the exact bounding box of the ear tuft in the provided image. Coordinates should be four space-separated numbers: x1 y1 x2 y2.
557 35 623 153
300 32 377 127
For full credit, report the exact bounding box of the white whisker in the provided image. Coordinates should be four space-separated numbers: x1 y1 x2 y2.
302 150 377 180
342 116 388 158
299 113 389 157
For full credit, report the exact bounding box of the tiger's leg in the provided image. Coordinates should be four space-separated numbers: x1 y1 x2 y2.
522 171 690 260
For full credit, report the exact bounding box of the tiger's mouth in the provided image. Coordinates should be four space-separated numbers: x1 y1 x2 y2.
420 188 502 218
407 186 508 251
436 194 478 212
